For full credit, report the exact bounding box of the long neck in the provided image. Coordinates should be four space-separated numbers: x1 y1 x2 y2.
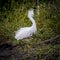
28 16 36 27
28 16 37 34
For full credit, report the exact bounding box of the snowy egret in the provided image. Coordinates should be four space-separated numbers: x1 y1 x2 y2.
15 9 37 40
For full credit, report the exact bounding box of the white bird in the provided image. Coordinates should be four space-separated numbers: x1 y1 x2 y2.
15 9 37 40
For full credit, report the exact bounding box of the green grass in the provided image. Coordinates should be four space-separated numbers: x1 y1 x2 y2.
0 1 60 60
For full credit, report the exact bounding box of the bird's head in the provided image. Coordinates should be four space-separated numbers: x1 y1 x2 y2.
28 9 34 18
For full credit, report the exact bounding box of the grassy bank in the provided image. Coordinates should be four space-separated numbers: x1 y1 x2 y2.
0 0 60 60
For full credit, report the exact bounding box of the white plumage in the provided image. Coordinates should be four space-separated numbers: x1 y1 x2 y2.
15 9 37 40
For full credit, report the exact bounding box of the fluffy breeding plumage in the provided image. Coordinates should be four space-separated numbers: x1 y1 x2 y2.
15 9 37 40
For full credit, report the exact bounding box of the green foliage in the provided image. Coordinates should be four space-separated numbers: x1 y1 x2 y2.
0 0 60 60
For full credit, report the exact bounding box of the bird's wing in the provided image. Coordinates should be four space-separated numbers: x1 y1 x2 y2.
15 27 31 35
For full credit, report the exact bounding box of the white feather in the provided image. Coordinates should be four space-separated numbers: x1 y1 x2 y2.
15 9 37 40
